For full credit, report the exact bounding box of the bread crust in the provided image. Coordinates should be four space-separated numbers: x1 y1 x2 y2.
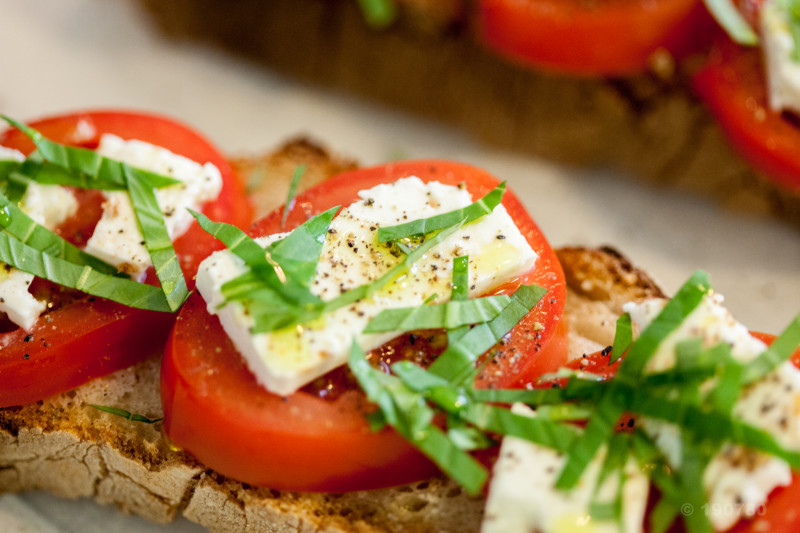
0 140 666 531
137 0 800 228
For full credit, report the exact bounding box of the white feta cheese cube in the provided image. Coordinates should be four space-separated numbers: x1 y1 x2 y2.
0 181 78 330
761 0 800 113
0 268 45 331
625 293 798 530
84 134 223 278
481 404 649 533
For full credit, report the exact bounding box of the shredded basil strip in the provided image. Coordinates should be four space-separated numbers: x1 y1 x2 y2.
0 232 172 311
191 208 335 327
377 182 505 243
89 404 163 424
451 255 469 301
627 385 800 468
194 208 466 333
428 283 547 384
356 0 397 28
632 430 683 533
7 154 179 192
0 116 197 312
125 171 188 311
782 0 800 61
555 271 712 490
0 160 20 183
471 378 607 405
225 211 335 307
363 294 511 333
589 434 630 524
742 312 800 384
679 437 715 533
0 194 118 275
0 116 181 190
392 361 579 451
281 164 305 229
348 343 488 494
317 223 465 316
702 0 758 45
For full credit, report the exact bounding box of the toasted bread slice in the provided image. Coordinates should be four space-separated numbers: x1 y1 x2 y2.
0 139 664 532
137 0 800 228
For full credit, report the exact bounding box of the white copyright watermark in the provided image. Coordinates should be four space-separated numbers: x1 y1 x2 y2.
680 502 767 518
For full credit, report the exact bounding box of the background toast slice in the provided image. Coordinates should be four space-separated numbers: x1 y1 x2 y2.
136 0 800 229
0 139 664 532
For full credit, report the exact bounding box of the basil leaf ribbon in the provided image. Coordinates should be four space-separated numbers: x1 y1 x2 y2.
0 116 193 312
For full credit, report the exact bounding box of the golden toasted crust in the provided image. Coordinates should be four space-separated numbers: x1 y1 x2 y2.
137 0 800 228
0 141 666 532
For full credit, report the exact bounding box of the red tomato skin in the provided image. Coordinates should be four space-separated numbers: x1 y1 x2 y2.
477 0 715 76
0 299 173 407
693 38 800 191
162 160 568 491
162 294 441 492
0 110 252 407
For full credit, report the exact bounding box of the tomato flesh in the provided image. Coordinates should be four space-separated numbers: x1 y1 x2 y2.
693 37 800 191
0 110 252 407
161 160 568 491
477 0 714 76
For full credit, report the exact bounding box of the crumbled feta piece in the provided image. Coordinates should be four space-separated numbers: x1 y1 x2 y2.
84 134 222 278
196 177 537 396
481 404 649 533
0 146 78 330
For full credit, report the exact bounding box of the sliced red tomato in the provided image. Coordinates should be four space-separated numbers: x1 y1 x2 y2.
477 0 714 76
161 160 568 492
693 37 800 191
0 110 253 407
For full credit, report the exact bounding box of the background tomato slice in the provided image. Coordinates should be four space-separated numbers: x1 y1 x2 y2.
161 160 568 491
0 110 253 407
693 38 800 191
477 0 714 76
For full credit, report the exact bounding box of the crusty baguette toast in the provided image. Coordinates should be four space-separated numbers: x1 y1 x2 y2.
0 138 665 532
136 0 800 229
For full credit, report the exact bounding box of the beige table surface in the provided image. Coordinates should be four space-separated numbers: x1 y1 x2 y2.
1 0 799 531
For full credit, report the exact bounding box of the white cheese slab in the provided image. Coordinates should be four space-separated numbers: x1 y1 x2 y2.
196 176 537 396
481 404 649 533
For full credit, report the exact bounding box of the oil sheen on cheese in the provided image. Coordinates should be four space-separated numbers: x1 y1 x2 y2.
196 177 537 396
